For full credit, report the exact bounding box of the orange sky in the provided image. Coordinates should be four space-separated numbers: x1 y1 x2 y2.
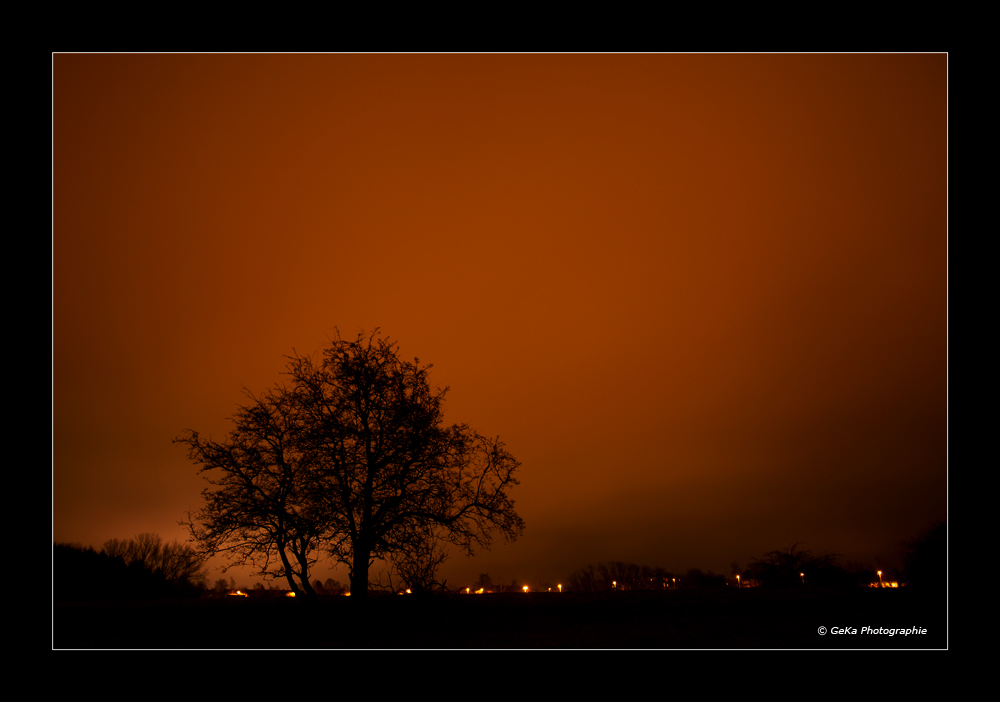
53 53 946 588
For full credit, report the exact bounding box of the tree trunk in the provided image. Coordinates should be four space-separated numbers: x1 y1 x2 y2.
350 545 370 601
297 574 317 599
294 548 318 599
278 548 303 596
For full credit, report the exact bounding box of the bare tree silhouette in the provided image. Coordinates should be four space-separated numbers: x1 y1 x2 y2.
177 329 524 602
176 388 326 598
288 330 524 600
387 526 451 594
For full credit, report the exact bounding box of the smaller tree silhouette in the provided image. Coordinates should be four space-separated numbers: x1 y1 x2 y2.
747 544 849 588
389 526 450 594
176 388 326 599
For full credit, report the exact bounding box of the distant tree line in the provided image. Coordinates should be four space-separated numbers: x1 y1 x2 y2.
311 578 346 596
53 534 207 602
465 573 534 593
568 562 678 592
202 576 349 598
566 522 946 594
742 525 946 590
744 544 853 588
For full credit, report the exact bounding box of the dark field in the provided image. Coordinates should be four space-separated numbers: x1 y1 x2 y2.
54 588 946 649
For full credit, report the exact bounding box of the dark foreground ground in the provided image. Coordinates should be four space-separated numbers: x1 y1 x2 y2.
53 587 947 649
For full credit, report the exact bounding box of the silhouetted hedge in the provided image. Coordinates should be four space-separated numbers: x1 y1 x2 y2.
53 538 206 602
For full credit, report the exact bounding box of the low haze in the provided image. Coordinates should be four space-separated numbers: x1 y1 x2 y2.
53 53 946 590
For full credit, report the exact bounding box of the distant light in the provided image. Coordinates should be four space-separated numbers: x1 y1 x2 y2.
286 591 295 597
522 585 529 593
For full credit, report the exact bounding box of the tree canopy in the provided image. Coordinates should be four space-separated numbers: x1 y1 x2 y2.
177 330 525 599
